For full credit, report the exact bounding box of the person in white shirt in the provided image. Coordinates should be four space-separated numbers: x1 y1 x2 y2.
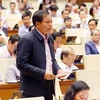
6 48 20 82
0 34 20 58
56 10 69 24
69 0 78 12
51 32 62 59
59 47 78 72
83 19 98 36
7 2 20 14
49 5 61 17
77 10 89 29
65 3 75 14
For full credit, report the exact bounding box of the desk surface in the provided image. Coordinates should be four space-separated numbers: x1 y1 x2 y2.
59 80 76 94
8 30 18 37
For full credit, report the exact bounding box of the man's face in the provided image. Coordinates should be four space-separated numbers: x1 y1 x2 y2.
92 30 100 43
8 41 18 55
54 36 62 50
51 11 57 17
62 11 69 19
36 15 53 35
19 3 24 11
79 11 87 20
64 50 75 66
10 4 16 12
93 0 99 7
88 21 97 31
70 0 76 5
22 16 31 27
65 19 72 28
23 0 28 5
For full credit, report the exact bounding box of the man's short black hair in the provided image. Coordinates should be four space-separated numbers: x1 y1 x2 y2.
51 32 62 40
10 2 16 5
61 10 69 15
32 10 49 26
8 34 20 44
64 16 72 22
22 10 32 19
65 4 69 9
49 5 58 11
79 3 87 9
88 19 98 26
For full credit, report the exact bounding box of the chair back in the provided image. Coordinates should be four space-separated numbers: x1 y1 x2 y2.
76 70 100 99
60 45 85 55
84 55 100 70
81 36 91 45
0 58 15 82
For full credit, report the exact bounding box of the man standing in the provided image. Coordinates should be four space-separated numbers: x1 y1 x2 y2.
17 10 65 100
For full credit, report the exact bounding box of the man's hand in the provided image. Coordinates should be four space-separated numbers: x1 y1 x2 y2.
56 70 70 79
44 72 56 80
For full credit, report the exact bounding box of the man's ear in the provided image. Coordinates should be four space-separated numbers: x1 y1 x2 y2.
8 41 12 45
63 55 66 59
36 22 40 27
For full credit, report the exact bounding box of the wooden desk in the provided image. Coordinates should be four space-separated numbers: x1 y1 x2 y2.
75 63 84 69
59 80 76 94
0 83 20 100
0 80 75 100
8 30 18 37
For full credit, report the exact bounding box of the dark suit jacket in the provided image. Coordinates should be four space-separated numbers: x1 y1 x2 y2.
17 28 60 100
85 41 99 55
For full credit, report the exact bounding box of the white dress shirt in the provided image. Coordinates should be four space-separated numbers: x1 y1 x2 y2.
58 61 78 73
6 62 20 81
0 45 14 58
92 41 100 54
55 48 62 59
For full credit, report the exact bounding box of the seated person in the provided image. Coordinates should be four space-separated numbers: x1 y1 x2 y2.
51 32 62 59
59 47 78 73
22 0 33 10
77 10 89 29
64 81 90 100
0 8 10 35
6 48 20 82
7 2 20 14
0 34 20 58
65 3 75 14
55 10 69 24
18 11 31 37
85 29 100 55
59 16 77 33
49 5 61 17
83 19 98 36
